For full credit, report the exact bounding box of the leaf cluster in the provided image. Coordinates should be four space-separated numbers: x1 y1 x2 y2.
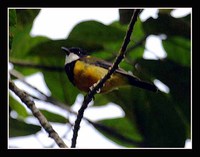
9 9 191 148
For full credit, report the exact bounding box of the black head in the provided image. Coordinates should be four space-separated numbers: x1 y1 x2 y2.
62 47 87 65
61 47 86 57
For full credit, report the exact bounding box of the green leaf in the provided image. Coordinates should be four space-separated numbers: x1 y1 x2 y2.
9 9 17 50
126 45 145 61
162 36 191 67
68 20 125 46
136 59 190 124
40 109 69 124
91 49 115 61
9 9 48 76
142 12 190 39
137 91 187 147
9 117 41 137
10 25 49 60
10 9 47 61
10 32 49 75
110 19 145 46
28 39 80 105
135 58 191 140
109 21 129 32
93 117 143 147
92 94 110 106
41 70 79 106
105 87 187 147
131 18 145 41
110 20 146 60
16 9 40 28
9 94 29 118
9 9 17 27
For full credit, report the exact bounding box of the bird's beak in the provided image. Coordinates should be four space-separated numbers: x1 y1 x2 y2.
61 47 70 55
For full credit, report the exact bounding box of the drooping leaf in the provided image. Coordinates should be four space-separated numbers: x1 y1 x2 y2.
105 86 187 147
26 39 80 105
92 117 143 147
23 19 127 105
43 71 79 105
9 94 29 118
9 9 49 76
40 109 69 124
136 59 191 125
69 25 122 69
10 32 49 75
68 20 125 46
9 117 41 137
8 9 191 148
142 12 190 39
162 36 191 67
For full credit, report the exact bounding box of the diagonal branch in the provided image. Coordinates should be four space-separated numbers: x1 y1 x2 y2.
71 9 142 148
9 69 73 114
10 70 143 147
9 80 68 148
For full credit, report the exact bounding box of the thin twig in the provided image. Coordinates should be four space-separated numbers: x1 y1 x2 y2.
106 35 148 62
10 69 48 99
71 9 142 148
10 69 74 115
9 80 68 148
10 70 142 146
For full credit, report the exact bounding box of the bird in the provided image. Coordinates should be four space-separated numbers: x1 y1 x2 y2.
62 47 158 94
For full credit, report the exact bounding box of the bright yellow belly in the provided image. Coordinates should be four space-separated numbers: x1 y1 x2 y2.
73 60 128 93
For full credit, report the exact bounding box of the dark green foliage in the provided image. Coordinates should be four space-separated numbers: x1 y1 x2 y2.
9 9 191 148
9 94 29 118
91 117 143 147
9 117 41 137
39 109 69 124
142 12 190 39
9 9 17 50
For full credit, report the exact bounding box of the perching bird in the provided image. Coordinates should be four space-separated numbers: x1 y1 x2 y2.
62 47 157 93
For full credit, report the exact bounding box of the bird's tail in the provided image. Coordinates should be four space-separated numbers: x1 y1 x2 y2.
126 74 158 92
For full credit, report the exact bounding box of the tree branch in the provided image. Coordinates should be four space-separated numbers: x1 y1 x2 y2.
10 69 75 115
10 59 64 72
10 70 142 147
71 9 142 148
9 80 68 148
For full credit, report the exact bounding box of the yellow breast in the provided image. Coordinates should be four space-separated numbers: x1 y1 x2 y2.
73 60 128 93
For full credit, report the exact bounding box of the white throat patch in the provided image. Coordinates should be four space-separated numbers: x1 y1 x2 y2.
65 53 80 64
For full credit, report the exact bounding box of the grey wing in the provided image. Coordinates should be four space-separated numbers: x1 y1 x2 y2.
95 58 140 79
80 56 157 92
80 56 139 78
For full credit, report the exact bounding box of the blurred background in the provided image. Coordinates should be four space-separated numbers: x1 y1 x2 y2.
9 8 191 148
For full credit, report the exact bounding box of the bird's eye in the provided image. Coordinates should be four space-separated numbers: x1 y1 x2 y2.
68 47 86 56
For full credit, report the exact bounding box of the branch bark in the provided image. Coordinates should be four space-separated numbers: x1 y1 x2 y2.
9 80 68 148
10 70 142 147
71 9 142 148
